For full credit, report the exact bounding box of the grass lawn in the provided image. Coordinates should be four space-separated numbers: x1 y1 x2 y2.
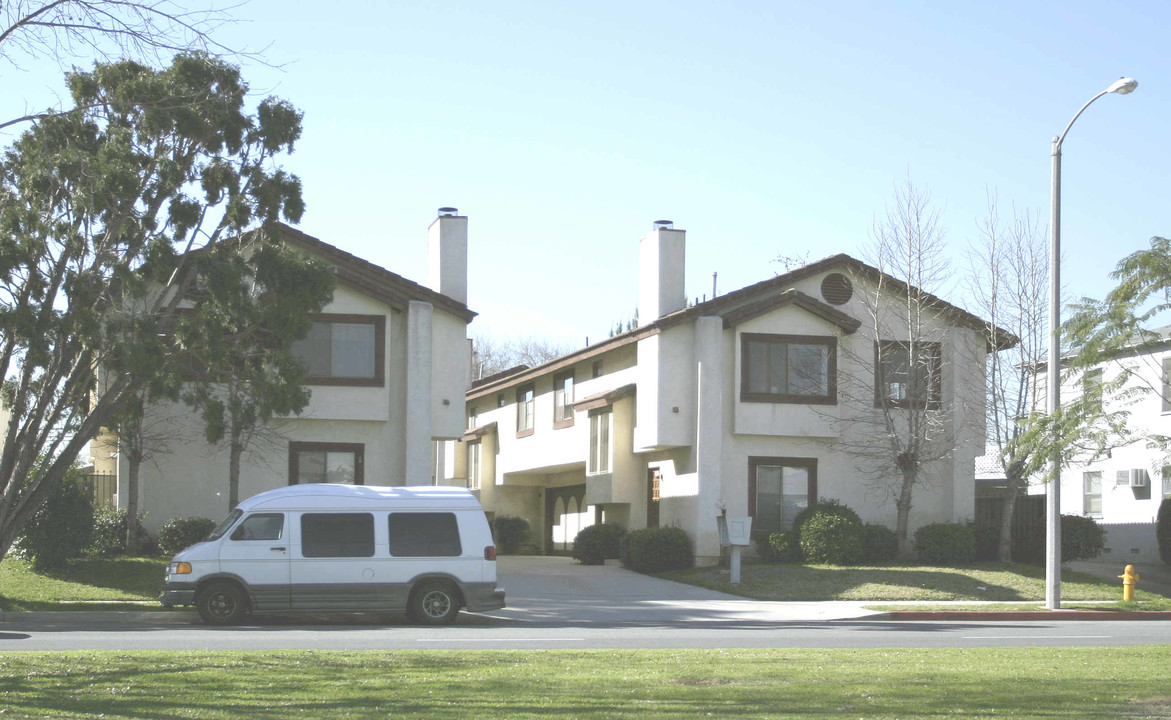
2 647 1171 719
0 556 167 611
658 559 1165 604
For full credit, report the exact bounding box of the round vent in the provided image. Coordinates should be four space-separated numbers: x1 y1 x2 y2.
820 273 853 305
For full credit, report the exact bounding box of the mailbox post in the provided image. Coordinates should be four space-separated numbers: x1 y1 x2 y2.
716 514 753 584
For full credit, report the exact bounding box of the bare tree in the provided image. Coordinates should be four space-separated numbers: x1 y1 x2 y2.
967 193 1045 562
835 178 972 556
471 334 574 380
2 0 263 131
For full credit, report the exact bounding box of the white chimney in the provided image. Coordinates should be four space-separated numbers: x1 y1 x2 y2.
428 207 467 304
639 220 686 320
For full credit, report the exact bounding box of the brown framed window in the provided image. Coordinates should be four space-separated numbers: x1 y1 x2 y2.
467 405 478 431
588 408 611 474
741 333 836 404
467 441 482 490
516 384 535 438
592 360 604 378
553 371 575 428
289 442 365 485
747 456 817 534
875 340 941 409
291 314 385 387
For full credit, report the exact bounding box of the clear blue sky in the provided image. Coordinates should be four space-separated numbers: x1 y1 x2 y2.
4 1 1167 346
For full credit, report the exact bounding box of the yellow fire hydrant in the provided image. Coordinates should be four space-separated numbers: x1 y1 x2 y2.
1119 564 1140 602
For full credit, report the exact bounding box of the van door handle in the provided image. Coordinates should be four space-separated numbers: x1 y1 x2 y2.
271 546 286 552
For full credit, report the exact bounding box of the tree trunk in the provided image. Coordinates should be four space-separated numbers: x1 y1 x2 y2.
895 470 916 557
228 439 243 509
997 465 1025 566
126 451 141 554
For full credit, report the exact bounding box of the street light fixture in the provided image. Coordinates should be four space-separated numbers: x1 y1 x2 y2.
1046 77 1137 610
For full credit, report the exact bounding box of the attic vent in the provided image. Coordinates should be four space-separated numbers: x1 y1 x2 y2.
821 273 853 305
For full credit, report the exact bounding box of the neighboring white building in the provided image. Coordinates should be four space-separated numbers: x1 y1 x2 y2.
441 222 998 562
93 210 475 531
1040 330 1171 563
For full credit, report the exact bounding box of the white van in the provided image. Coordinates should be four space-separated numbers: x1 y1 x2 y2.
159 484 505 625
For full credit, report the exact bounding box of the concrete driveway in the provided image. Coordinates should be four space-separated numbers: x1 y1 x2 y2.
489 555 877 624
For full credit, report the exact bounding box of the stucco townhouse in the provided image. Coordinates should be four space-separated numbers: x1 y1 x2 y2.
441 222 1004 562
1032 326 1171 563
91 209 475 532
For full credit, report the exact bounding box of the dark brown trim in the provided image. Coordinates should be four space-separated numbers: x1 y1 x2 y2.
740 333 837 405
298 313 386 388
573 383 636 412
271 223 477 324
874 340 942 409
552 370 575 429
516 383 535 438
722 289 861 334
462 422 498 442
289 442 366 485
747 456 817 533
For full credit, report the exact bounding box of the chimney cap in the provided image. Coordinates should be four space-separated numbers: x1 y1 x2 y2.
438 207 459 216
653 219 674 230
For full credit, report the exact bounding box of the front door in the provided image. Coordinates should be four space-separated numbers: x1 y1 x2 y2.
546 484 587 555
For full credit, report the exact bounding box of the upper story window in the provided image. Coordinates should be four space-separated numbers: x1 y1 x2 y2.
588 408 611 474
875 340 941 409
1083 367 1104 409
553 371 575 428
516 383 535 438
1083 471 1102 517
291 314 385 387
740 333 836 405
467 406 478 431
592 360 604 378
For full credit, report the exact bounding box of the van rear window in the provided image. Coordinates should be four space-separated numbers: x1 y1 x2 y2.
389 513 462 557
301 513 374 557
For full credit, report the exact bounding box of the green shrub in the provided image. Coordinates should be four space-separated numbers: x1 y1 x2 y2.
491 516 531 555
1157 499 1171 565
619 526 693 573
88 505 156 556
572 523 625 565
752 530 780 561
157 517 217 556
914 522 976 565
972 522 1000 562
767 531 803 563
860 523 898 564
798 504 865 565
1061 514 1106 561
791 498 845 540
13 470 94 571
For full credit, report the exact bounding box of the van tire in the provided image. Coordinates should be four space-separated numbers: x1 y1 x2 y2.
409 582 460 625
197 582 247 625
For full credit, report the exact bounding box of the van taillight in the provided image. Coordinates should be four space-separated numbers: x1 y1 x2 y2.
484 546 497 561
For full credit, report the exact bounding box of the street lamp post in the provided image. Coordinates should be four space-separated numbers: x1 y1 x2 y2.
1046 77 1137 610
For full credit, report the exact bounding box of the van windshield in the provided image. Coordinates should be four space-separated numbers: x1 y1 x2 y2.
206 509 243 541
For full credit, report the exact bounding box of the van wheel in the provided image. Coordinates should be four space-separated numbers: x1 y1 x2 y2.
409 582 459 625
197 582 247 625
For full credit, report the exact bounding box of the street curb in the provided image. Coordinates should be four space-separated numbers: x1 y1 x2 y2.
0 611 198 624
884 610 1171 621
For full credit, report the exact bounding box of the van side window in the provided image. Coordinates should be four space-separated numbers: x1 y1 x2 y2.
389 513 462 557
301 513 374 558
230 513 284 541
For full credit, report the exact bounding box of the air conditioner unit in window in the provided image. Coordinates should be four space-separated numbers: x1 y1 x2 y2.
1121 469 1150 488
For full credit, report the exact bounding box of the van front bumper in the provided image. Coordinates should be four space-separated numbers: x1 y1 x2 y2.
464 583 506 612
159 581 197 608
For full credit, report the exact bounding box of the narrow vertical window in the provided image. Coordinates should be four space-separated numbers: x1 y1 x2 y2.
1083 471 1102 516
553 371 575 428
516 384 535 437
588 408 611 474
1162 358 1171 413
466 441 481 490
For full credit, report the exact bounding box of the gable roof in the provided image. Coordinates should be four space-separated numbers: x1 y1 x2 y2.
269 223 476 323
467 252 1014 399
